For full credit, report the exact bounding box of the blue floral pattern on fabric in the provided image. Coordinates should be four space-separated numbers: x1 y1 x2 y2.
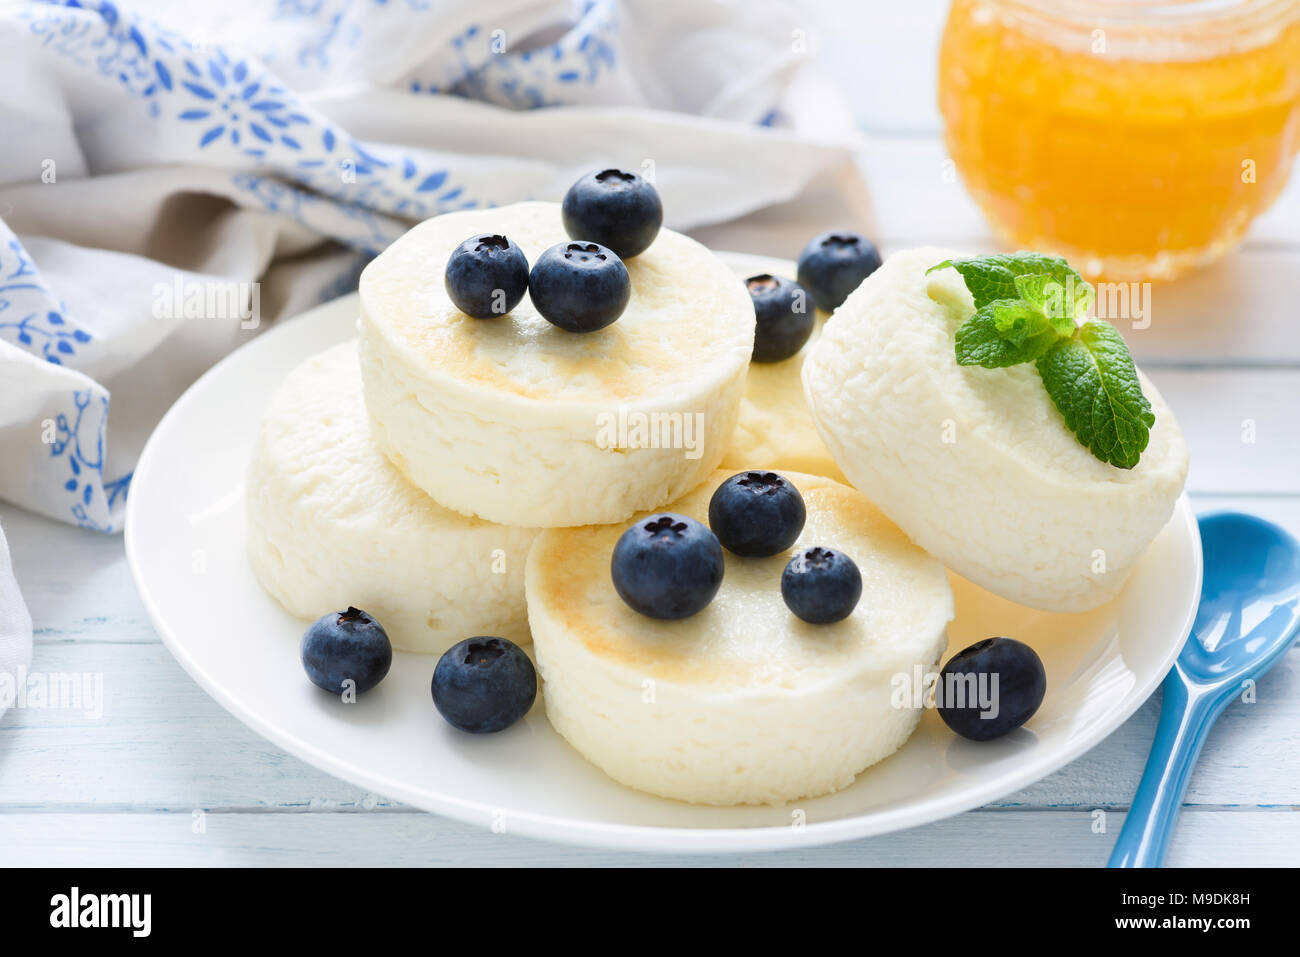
407 1 620 109
6 0 484 530
21 0 476 253
0 239 92 365
1 0 501 532
51 389 131 533
0 226 129 532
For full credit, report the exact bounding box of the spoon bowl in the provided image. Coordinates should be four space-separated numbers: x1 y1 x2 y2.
1183 512 1300 683
1109 511 1300 867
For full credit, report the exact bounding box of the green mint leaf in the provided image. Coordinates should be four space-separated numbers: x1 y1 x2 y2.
1012 273 1089 334
934 251 1150 468
988 298 1054 346
955 300 1062 368
928 253 1092 314
1035 320 1155 469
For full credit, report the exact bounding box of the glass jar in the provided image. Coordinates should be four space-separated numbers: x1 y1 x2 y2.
939 0 1300 280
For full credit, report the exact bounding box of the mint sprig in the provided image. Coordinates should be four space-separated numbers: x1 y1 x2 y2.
953 300 1060 367
929 253 1153 470
1037 322 1155 469
928 253 1088 311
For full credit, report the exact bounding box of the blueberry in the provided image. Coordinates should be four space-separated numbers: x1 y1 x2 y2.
611 513 724 619
529 241 630 332
708 471 806 558
300 606 392 696
431 636 537 734
936 637 1046 741
781 547 862 624
796 231 883 312
562 168 663 258
444 233 529 319
745 274 814 363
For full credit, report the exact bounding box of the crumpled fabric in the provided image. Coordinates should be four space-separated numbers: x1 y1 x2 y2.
0 0 860 532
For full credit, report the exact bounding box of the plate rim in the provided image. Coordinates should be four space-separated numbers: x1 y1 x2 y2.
124 282 1203 855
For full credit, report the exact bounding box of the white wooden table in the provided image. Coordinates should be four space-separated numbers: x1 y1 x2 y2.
3 130 1299 866
4 1 1300 863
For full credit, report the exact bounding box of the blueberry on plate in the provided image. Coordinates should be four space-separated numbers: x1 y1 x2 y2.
432 636 537 734
708 471 806 558
745 274 814 363
796 231 883 312
611 513 724 620
781 547 862 624
937 637 1046 741
300 606 392 696
562 167 663 259
444 233 529 319
529 241 630 332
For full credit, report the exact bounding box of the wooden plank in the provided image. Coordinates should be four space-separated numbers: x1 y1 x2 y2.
0 640 390 811
2 504 155 646
1148 370 1300 494
860 136 994 247
0 808 1291 867
808 0 948 135
1 630 1296 812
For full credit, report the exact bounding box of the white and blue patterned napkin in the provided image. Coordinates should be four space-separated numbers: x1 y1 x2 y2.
0 0 861 540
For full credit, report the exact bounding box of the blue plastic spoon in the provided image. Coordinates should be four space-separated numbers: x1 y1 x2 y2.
1109 512 1300 868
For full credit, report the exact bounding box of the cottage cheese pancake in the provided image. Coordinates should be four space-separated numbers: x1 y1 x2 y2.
802 247 1189 612
358 202 754 527
526 470 953 806
721 254 844 482
246 342 537 655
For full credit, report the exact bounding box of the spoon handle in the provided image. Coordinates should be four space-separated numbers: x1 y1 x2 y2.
1108 668 1229 868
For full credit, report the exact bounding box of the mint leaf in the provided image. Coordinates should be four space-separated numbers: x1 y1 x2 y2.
955 300 1062 367
933 252 1151 468
1012 273 1089 334
988 298 1054 346
1036 320 1155 469
928 253 1089 312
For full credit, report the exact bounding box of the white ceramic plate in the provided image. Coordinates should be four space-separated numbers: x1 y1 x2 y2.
126 255 1201 854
